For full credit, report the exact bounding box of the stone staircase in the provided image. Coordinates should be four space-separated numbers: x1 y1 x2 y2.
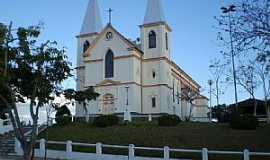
0 124 48 156
0 131 16 156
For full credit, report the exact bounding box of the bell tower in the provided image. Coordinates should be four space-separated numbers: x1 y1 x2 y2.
76 0 103 91
140 0 171 59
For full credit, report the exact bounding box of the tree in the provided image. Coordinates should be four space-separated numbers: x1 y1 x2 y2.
180 86 201 121
63 87 100 121
216 4 239 110
209 59 226 106
236 61 260 115
230 0 270 55
0 22 71 159
0 23 99 160
0 105 8 119
215 0 270 118
256 53 270 122
219 0 270 122
212 104 229 123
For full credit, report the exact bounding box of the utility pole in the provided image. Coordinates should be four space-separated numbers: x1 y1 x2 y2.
208 80 213 122
216 78 220 106
221 5 238 110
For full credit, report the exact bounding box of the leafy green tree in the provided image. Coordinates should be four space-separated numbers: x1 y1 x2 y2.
64 87 99 121
55 105 72 125
0 22 99 160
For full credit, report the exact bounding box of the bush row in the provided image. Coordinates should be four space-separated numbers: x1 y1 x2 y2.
158 115 181 126
55 114 183 127
229 112 258 130
93 115 119 127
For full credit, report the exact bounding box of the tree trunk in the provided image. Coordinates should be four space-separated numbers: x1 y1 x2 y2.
261 74 269 123
267 105 270 124
263 100 270 123
22 143 33 160
188 102 193 121
253 97 257 117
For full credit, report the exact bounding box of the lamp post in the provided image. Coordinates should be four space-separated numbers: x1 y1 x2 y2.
221 5 238 110
124 86 131 122
208 80 213 122
125 86 129 106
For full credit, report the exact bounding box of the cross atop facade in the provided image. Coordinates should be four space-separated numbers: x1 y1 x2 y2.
107 8 114 24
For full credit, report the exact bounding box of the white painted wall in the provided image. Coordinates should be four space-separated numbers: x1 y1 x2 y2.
140 24 171 59
77 34 98 67
85 84 141 115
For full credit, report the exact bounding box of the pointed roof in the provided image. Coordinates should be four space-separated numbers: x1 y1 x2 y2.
80 0 103 35
143 0 166 25
83 24 143 57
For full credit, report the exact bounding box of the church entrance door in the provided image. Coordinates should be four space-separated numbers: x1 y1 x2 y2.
102 93 115 115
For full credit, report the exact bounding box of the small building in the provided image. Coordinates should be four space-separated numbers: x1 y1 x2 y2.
229 98 267 117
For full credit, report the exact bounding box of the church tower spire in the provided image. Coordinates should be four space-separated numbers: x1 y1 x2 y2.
140 0 171 59
143 0 166 25
80 0 103 35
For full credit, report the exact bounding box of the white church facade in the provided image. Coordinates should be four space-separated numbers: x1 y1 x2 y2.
75 0 209 121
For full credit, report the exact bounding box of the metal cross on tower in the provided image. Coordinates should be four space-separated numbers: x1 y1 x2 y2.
107 8 113 24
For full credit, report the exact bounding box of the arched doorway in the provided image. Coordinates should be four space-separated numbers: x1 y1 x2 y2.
101 93 115 114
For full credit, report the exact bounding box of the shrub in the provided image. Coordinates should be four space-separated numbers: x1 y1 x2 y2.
158 115 181 126
229 112 258 130
93 115 119 127
55 105 72 126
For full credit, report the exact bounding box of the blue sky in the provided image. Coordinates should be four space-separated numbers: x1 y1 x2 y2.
1 0 255 105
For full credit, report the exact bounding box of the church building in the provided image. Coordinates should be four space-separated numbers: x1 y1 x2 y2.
75 0 209 121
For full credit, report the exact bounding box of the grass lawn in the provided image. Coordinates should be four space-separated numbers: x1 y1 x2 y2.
38 121 270 160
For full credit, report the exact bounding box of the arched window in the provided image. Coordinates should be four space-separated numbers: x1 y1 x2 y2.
83 40 90 53
105 50 114 78
149 31 156 49
152 97 156 108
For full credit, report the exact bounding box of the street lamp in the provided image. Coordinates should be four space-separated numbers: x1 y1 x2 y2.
208 80 213 122
124 86 131 122
125 86 129 107
221 5 238 110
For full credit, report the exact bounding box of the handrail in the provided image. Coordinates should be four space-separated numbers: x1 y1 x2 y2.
250 152 270 156
72 142 96 147
16 139 270 160
102 144 129 149
38 139 270 155
208 150 243 155
170 148 201 153
135 146 164 151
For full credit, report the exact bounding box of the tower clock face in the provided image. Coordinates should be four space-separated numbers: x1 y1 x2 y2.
106 32 113 40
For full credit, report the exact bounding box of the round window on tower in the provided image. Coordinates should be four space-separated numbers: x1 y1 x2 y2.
106 32 113 40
